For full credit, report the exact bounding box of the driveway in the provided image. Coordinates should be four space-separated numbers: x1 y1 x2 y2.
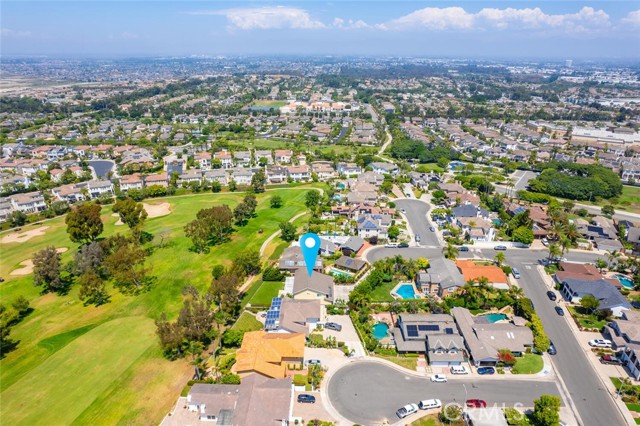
327 361 562 426
322 314 366 358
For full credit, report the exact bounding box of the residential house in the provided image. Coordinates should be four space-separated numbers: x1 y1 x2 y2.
291 268 334 304
356 213 391 239
274 149 293 164
86 180 115 199
178 170 203 185
266 166 288 184
466 408 509 426
369 162 398 175
340 236 365 256
194 152 212 169
455 260 509 289
456 217 496 242
559 277 631 317
452 307 533 367
203 169 228 186
9 191 47 213
606 310 640 379
266 298 323 337
214 151 234 169
0 198 14 222
145 173 168 188
255 150 273 165
334 256 366 273
287 165 311 182
417 257 465 297
310 162 336 181
234 331 305 378
278 245 323 272
119 174 144 192
337 162 362 177
52 183 86 203
229 168 253 185
234 151 252 167
186 375 293 425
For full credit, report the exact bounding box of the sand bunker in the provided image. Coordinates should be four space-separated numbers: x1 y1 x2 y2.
10 247 68 276
1 226 50 244
113 202 171 226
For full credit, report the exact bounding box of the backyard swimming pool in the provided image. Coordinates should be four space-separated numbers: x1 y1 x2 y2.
329 268 353 278
449 161 465 171
616 274 634 289
393 284 417 299
372 322 390 340
479 313 508 323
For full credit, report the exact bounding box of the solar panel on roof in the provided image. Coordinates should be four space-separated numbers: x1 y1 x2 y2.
406 324 419 337
345 259 353 265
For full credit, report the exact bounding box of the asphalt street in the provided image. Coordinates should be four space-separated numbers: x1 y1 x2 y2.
394 199 440 248
327 361 562 426
362 205 624 426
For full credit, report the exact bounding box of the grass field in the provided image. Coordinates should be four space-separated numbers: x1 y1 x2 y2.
0 188 310 425
231 311 263 332
370 280 398 302
247 280 284 306
249 99 287 109
512 354 543 374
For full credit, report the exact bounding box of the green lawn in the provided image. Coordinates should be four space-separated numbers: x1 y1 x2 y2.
411 415 439 426
618 185 640 213
231 311 263 332
374 354 418 371
247 280 284 306
626 403 640 412
512 354 544 374
0 189 309 425
416 163 445 173
369 280 398 302
250 99 286 109
567 306 607 330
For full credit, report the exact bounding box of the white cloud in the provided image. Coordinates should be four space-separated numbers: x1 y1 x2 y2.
1 28 32 38
381 6 610 33
188 6 325 30
621 10 640 27
332 17 371 30
381 7 474 31
108 32 144 41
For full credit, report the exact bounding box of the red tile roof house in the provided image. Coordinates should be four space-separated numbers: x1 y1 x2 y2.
144 173 169 188
119 174 144 192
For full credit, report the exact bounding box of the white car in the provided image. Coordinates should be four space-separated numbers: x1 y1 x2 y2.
396 403 419 419
430 374 448 383
418 399 442 410
450 365 469 375
588 339 612 348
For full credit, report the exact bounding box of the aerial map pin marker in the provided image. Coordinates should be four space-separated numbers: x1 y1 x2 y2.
300 233 321 277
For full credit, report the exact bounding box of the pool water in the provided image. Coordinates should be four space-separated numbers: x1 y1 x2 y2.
330 268 353 278
481 313 508 323
449 161 464 171
616 274 634 289
395 284 417 299
372 322 389 340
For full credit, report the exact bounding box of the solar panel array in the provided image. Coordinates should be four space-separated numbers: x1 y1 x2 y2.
265 297 283 330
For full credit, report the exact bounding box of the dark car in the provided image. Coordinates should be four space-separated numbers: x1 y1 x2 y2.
297 394 316 404
555 306 565 316
466 399 487 408
459 246 469 252
429 226 435 232
477 367 495 375
632 301 640 309
600 355 623 365
548 342 557 355
494 245 507 251
547 291 557 301
398 243 409 248
325 322 342 332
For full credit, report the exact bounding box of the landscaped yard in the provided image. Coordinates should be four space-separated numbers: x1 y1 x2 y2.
0 188 310 425
567 305 608 330
231 311 263 332
512 354 544 374
369 280 398 302
247 280 284 306
373 354 418 370
411 414 440 426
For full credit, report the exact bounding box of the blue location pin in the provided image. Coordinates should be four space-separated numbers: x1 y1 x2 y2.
300 232 321 277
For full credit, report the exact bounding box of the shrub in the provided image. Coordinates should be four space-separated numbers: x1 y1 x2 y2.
293 374 307 386
262 266 284 281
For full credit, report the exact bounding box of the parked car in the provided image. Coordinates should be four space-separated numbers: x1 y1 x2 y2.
512 268 521 279
589 339 613 348
450 365 469 375
385 243 398 248
555 306 565 316
297 394 316 404
494 245 507 251
305 359 322 366
400 208 407 214
325 322 342 332
429 226 435 232
466 399 487 408
477 367 495 375
396 403 419 419
542 238 549 246
546 291 557 301
632 301 640 309
430 374 448 383
415 234 421 243
548 342 557 355
418 399 442 410
459 246 469 252
398 243 409 248
600 355 623 365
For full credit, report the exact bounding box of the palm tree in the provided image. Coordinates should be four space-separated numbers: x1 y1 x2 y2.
443 243 459 260
494 252 505 266
508 285 525 299
559 237 571 255
547 243 561 261
564 222 580 243
607 251 621 268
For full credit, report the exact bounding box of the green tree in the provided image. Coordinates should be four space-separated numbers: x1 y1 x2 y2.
112 197 148 237
232 249 261 276
531 395 561 426
65 203 103 243
512 226 534 245
305 190 321 208
155 313 184 359
222 329 244 347
211 264 225 280
595 258 608 272
211 180 221 193
270 195 283 208
8 210 27 227
33 246 64 293
441 404 463 424
250 169 266 193
443 243 459 260
416 257 429 270
601 204 615 218
279 221 297 242
78 270 110 306
580 294 600 313
494 252 506 266
387 225 400 240
209 271 240 313
228 180 237 192
104 242 151 294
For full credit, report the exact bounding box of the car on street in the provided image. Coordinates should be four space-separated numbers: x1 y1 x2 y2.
418 399 442 410
494 245 507 251
459 246 469 252
477 367 495 375
400 208 407 213
396 403 419 419
430 374 447 383
429 226 435 232
398 243 409 248
600 355 623 365
466 399 487 408
555 306 565 316
548 342 557 355
589 339 612 348
512 268 521 279
297 394 316 404
385 243 398 248
325 322 342 332
547 291 557 301
450 365 469 375
415 234 421 242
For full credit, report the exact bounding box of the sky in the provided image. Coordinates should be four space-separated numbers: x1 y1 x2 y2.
1 1 640 59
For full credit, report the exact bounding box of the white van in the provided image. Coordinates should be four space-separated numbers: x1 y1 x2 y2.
418 399 442 410
450 365 469 375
